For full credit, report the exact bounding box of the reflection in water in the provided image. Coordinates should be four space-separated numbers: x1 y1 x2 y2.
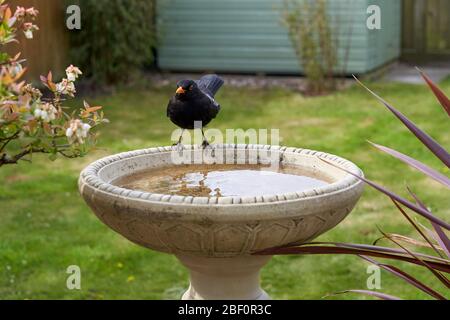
114 164 329 198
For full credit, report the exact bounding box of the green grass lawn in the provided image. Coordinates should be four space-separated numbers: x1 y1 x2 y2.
1 77 449 300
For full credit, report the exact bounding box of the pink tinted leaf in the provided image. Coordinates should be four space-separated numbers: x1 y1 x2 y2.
432 223 450 259
417 67 450 117
255 245 450 273
7 16 16 27
281 241 449 262
408 189 450 258
359 255 446 300
381 230 450 288
391 198 444 258
370 142 450 188
354 76 450 168
333 242 448 262
334 290 401 300
319 158 450 230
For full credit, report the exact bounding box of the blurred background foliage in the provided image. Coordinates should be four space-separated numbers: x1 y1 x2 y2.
67 0 156 86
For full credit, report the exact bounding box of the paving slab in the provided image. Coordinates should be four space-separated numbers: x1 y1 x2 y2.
384 62 450 84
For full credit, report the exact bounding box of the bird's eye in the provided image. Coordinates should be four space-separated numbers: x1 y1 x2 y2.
189 85 193 90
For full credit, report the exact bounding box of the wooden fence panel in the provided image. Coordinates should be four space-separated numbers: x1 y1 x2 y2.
402 0 450 60
6 0 70 81
426 0 450 54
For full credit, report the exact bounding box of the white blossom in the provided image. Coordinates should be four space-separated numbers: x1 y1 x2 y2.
56 79 76 97
82 123 91 133
66 119 91 144
34 103 57 122
24 29 33 39
66 65 82 82
23 23 38 39
65 127 73 138
10 64 23 78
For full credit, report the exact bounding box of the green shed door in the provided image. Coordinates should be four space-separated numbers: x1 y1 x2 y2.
157 0 401 74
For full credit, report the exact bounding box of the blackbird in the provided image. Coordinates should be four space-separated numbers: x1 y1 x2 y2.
167 74 224 147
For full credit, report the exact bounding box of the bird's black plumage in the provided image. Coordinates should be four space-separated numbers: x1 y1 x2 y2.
167 75 224 131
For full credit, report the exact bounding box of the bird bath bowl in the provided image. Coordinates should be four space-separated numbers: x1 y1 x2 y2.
79 144 364 300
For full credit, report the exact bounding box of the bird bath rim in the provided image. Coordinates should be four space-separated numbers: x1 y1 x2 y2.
79 144 363 216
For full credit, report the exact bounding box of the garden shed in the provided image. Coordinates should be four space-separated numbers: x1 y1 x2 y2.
157 0 402 74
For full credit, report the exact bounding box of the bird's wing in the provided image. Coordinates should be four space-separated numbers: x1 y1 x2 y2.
207 96 221 119
196 74 224 98
210 102 220 119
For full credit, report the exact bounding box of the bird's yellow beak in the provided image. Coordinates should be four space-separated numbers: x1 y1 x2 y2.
176 87 186 94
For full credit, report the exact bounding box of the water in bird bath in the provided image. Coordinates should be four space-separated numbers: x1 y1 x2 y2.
114 164 330 197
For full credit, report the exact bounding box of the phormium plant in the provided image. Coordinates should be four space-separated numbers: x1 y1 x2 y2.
257 69 450 300
0 1 107 167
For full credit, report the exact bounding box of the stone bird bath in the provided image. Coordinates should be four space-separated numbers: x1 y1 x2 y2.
79 144 364 300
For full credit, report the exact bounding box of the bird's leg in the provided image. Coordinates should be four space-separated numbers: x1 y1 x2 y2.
201 128 210 149
173 129 185 150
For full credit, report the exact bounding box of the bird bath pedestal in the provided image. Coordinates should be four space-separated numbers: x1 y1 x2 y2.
79 145 364 300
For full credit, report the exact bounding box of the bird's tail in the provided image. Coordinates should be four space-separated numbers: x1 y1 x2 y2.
197 74 224 97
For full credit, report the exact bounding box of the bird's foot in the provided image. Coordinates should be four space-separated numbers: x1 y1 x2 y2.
201 140 210 149
172 142 184 152
201 140 215 157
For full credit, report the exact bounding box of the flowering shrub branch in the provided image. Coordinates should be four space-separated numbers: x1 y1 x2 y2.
0 1 107 167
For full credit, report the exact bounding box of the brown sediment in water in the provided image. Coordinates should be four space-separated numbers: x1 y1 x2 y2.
113 164 330 198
